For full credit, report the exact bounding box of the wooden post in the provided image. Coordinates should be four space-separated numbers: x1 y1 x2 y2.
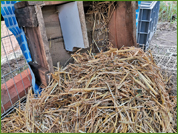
108 1 137 48
77 1 89 48
15 6 38 27
34 5 54 73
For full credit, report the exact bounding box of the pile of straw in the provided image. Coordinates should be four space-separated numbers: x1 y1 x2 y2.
85 1 117 51
1 47 177 133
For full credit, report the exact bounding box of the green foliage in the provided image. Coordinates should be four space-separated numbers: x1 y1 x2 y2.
159 1 177 22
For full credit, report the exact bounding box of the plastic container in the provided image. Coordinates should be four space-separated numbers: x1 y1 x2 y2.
137 1 160 50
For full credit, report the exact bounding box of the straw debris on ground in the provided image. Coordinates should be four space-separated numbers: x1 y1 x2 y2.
1 46 177 133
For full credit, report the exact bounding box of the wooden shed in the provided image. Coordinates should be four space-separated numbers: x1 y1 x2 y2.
14 1 137 86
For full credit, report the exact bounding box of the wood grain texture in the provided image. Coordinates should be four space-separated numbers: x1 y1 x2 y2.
43 1 69 6
77 1 89 48
108 1 137 48
42 6 63 39
14 1 43 9
28 1 43 5
35 5 54 73
48 38 71 66
24 27 46 67
15 6 38 27
38 67 50 86
29 62 49 86
14 1 29 9
42 5 71 66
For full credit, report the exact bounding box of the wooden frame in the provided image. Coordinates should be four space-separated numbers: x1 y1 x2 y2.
14 1 137 86
15 1 89 86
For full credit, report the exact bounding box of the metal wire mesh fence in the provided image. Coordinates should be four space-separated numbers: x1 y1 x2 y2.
1 21 31 118
149 44 177 71
148 40 177 96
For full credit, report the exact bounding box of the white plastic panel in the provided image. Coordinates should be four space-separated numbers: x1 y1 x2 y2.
57 2 85 52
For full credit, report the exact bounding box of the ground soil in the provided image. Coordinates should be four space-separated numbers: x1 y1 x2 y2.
1 56 28 84
151 22 177 47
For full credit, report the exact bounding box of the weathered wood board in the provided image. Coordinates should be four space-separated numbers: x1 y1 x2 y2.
15 6 38 27
14 1 43 9
42 5 71 66
29 62 49 86
35 5 54 73
77 2 89 48
24 27 46 67
108 1 137 48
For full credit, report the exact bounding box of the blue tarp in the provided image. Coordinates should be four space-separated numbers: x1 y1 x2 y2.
136 1 141 27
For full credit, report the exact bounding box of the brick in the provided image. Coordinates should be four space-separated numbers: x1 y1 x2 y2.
1 68 32 114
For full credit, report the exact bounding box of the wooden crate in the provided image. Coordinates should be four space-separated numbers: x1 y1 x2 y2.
14 1 137 86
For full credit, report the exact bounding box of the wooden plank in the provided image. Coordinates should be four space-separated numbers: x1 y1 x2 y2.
14 1 43 9
131 1 137 46
15 6 38 27
38 67 50 86
49 38 72 66
136 1 138 9
24 27 46 67
15 1 70 9
34 5 54 73
43 1 69 6
28 1 43 5
42 5 71 66
14 1 29 9
77 1 89 48
108 1 137 48
29 62 49 86
42 5 63 39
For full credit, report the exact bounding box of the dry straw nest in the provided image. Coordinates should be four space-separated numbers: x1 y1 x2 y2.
1 46 177 133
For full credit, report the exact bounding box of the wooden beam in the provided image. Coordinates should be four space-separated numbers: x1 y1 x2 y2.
43 1 69 6
28 1 43 5
77 1 89 48
108 1 137 48
14 1 43 9
39 67 50 86
34 5 54 73
29 62 49 86
15 1 70 9
14 1 28 9
42 6 63 39
24 27 46 67
15 6 38 27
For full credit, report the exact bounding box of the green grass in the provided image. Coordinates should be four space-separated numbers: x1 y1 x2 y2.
159 1 177 22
